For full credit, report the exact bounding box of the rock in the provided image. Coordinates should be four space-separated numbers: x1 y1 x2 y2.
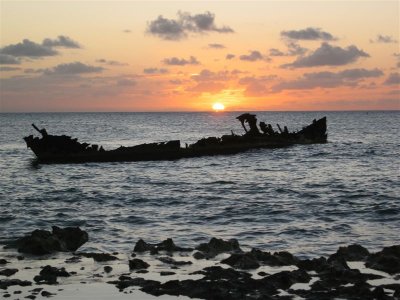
0 269 18 277
221 253 260 269
193 251 205 260
129 259 150 270
77 253 118 262
0 279 32 289
133 238 192 254
3 293 10 297
160 271 176 276
136 270 149 274
0 259 8 265
262 269 310 290
158 257 192 266
328 244 370 262
297 256 328 272
196 238 242 258
34 265 70 285
25 295 36 299
257 271 268 276
104 266 113 273
366 245 400 274
250 248 297 266
17 256 24 260
41 290 55 297
9 226 88 255
65 256 81 263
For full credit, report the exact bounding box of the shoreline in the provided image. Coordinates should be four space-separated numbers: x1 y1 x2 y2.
1 229 399 299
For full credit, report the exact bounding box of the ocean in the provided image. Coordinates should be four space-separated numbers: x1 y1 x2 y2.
0 111 399 258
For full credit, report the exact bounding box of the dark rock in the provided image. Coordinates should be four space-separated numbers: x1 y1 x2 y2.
133 238 192 254
104 266 113 273
30 288 43 293
77 253 118 262
193 251 205 260
297 256 328 272
9 226 88 255
33 275 57 285
196 238 242 258
328 244 370 262
65 256 81 263
158 257 192 266
0 259 8 265
258 271 268 276
14 290 22 294
250 248 297 266
41 290 55 297
0 279 32 289
3 293 10 298
160 271 176 276
221 252 260 269
17 256 24 260
136 270 149 274
366 245 400 274
262 269 310 290
40 265 70 277
130 253 136 258
0 269 18 277
25 295 36 299
129 258 150 270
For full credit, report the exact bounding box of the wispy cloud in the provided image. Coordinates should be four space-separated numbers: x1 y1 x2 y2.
163 56 200 66
281 27 336 41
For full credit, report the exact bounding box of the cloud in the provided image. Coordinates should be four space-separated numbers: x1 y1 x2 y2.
146 11 234 40
0 39 58 58
239 50 265 62
208 43 225 49
281 27 336 41
272 68 383 92
116 79 136 86
226 54 235 60
238 75 276 97
0 66 20 71
163 56 200 66
384 73 400 85
371 34 398 44
282 43 369 68
191 69 231 82
186 81 226 93
123 29 131 33
269 42 307 57
96 59 127 66
42 35 81 48
143 67 169 74
0 54 20 65
43 62 104 75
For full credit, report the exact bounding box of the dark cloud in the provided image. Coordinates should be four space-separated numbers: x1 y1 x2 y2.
123 29 132 33
269 42 307 57
226 54 235 60
43 62 104 75
146 11 234 41
281 27 336 41
0 66 20 71
238 75 276 97
272 68 383 92
96 59 127 66
371 34 398 44
208 43 225 49
42 35 81 48
169 79 182 85
239 50 264 62
0 39 58 58
384 73 400 85
116 79 136 86
0 54 20 65
191 69 231 82
163 56 200 66
143 68 169 74
282 43 369 68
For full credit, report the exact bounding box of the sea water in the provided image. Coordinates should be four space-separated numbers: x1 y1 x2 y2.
0 111 399 257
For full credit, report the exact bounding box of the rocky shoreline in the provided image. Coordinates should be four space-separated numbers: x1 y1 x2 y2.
1 227 399 299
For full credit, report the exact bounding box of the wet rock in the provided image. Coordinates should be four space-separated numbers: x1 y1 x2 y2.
0 279 32 289
297 256 328 272
17 256 24 260
104 266 113 273
136 269 149 274
250 248 297 266
9 226 88 255
328 244 370 262
25 295 36 299
158 256 192 266
14 290 22 294
160 271 176 276
65 256 81 263
262 269 310 290
196 238 242 258
221 252 260 269
129 258 150 270
133 238 192 254
258 271 268 276
0 259 8 265
366 245 400 274
77 253 118 262
41 290 55 297
0 269 18 277
33 265 70 285
193 251 205 260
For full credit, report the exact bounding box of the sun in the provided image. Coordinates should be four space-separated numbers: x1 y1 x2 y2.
212 102 225 112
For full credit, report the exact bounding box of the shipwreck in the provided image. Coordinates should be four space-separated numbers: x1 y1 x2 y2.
23 113 327 164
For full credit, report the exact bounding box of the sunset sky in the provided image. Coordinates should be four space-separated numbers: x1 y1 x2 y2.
1 0 399 112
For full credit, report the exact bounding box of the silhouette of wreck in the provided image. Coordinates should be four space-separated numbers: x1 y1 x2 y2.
24 114 327 164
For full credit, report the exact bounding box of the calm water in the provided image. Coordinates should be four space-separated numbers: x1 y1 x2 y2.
0 111 399 257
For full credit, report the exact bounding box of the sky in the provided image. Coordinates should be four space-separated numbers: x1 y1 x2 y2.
0 0 399 112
